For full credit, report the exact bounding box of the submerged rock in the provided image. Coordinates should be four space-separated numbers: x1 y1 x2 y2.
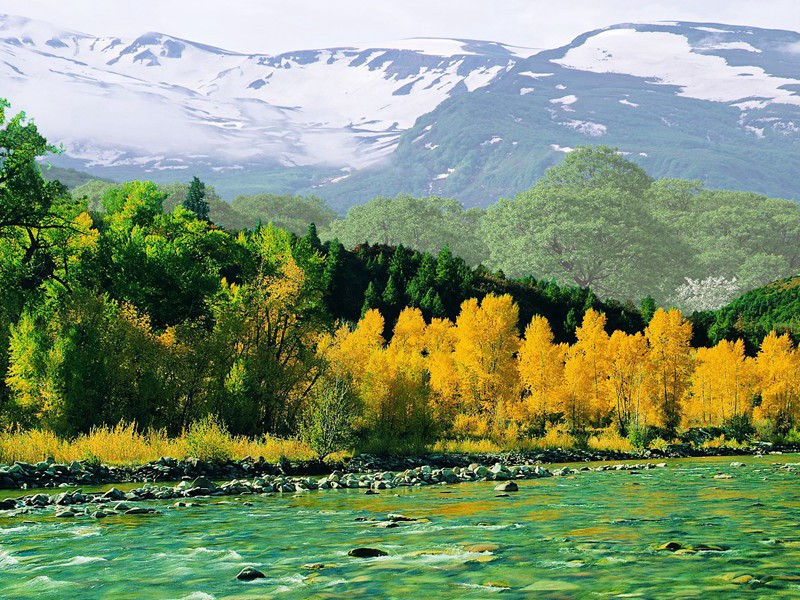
658 541 683 551
348 547 387 558
494 481 518 492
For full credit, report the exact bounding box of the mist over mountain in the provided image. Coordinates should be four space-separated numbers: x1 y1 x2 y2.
3 15 800 206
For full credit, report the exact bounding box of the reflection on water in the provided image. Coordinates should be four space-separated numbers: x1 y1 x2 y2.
0 454 799 598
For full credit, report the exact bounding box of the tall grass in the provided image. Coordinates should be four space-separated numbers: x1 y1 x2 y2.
0 421 315 466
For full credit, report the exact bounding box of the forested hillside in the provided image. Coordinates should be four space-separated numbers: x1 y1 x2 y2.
73 147 800 309
4 99 800 456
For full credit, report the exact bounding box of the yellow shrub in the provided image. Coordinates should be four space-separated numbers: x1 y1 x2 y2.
0 423 315 466
588 429 634 452
649 437 670 452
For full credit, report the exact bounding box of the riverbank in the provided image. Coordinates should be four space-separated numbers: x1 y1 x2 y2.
0 460 661 517
0 443 796 491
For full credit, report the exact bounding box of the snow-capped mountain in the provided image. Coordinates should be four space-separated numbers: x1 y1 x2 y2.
3 16 800 207
0 14 533 173
324 21 800 207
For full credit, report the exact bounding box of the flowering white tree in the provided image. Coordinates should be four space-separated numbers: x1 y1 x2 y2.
673 276 741 313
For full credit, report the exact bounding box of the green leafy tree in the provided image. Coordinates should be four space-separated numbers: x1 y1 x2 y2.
303 375 359 459
328 194 487 265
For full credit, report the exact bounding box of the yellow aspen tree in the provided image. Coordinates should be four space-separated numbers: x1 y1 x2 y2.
572 309 611 423
755 332 799 431
425 317 460 425
345 307 432 440
517 315 566 430
453 294 520 426
605 330 650 432
687 346 715 427
320 308 385 384
645 308 693 433
688 340 755 427
561 346 593 431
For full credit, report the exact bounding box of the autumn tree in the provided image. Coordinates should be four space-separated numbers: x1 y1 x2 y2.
754 332 799 432
645 308 693 433
425 317 459 425
572 309 611 422
206 226 326 435
687 339 755 428
605 331 650 434
453 294 520 430
517 315 566 431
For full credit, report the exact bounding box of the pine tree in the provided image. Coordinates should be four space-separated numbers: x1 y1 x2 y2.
407 254 436 305
183 176 209 222
421 288 446 318
640 296 657 324
305 222 321 250
361 281 381 318
382 274 403 307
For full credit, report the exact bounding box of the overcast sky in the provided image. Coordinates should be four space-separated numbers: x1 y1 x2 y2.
3 0 800 54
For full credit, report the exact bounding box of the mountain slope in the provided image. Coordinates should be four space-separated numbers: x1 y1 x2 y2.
320 22 800 208
3 16 800 205
0 14 531 179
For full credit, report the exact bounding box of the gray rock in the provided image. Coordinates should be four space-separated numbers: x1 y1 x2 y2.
494 481 519 492
189 476 216 491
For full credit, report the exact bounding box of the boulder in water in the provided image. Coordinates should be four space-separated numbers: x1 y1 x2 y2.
494 481 518 492
348 547 387 558
236 566 266 581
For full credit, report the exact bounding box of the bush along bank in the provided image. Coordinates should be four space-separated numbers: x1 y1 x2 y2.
0 461 674 518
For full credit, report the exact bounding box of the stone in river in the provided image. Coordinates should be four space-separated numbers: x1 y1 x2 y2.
464 543 499 553
236 566 266 581
494 481 518 492
387 513 416 522
125 507 158 515
657 541 683 551
374 521 399 528
189 476 216 490
348 547 388 558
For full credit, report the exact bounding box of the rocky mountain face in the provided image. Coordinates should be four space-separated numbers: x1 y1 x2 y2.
3 16 800 207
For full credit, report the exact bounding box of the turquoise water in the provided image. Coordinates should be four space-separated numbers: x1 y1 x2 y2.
0 454 799 598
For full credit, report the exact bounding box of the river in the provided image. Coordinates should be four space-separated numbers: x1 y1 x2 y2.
0 454 798 598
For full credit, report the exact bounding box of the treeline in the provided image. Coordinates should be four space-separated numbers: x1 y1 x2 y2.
2 99 798 452
326 148 799 310
73 148 800 314
324 300 800 446
0 100 638 442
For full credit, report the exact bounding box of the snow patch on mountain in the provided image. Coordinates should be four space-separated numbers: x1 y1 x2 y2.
552 28 800 106
0 15 527 171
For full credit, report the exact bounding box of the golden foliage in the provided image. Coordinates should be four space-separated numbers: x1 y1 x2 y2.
645 308 693 430
0 422 314 465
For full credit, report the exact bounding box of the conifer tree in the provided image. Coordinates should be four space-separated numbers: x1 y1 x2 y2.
183 176 209 221
361 281 381 318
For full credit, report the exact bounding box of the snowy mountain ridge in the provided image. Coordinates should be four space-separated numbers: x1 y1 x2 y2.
0 14 532 172
3 16 800 205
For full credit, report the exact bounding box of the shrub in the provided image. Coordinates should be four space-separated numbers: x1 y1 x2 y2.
303 375 358 460
184 415 233 462
649 437 670 452
723 414 755 443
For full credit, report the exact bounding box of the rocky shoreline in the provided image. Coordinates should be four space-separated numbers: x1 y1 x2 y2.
0 460 670 518
0 443 795 492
